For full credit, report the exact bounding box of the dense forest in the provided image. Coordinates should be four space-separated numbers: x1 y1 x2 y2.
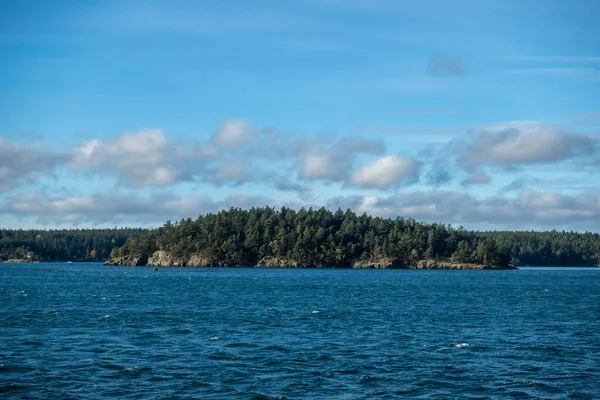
110 207 514 268
108 207 600 268
0 228 146 262
3 208 599 267
481 230 600 266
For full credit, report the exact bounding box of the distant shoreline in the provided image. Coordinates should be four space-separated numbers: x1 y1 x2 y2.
6 259 600 269
104 254 517 270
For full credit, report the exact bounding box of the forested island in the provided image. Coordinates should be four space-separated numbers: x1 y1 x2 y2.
105 207 600 269
0 228 146 262
2 207 599 268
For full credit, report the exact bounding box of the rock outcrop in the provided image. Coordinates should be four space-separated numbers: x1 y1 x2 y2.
103 253 515 270
406 260 516 270
103 255 148 266
256 256 311 268
147 250 172 266
351 258 404 269
147 250 186 266
186 254 234 267
187 254 212 267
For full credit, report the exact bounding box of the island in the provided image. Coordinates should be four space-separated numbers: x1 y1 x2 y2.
105 207 520 269
3 207 598 269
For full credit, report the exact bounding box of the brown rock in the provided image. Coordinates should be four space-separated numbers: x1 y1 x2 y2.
148 250 173 267
257 256 306 268
351 258 403 269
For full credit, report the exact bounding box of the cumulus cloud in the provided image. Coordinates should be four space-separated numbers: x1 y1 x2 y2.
68 120 287 189
349 155 421 189
2 192 281 226
204 160 251 185
211 120 255 148
195 142 220 159
3 120 394 195
196 120 292 163
4 186 600 231
326 188 600 231
0 138 68 190
298 136 385 181
71 130 191 187
0 116 408 199
14 118 599 232
462 170 490 186
458 123 596 168
68 120 264 188
300 152 337 180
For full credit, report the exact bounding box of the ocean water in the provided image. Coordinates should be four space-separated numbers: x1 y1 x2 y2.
1 263 599 399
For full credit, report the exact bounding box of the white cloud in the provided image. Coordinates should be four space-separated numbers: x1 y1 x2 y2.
9 118 599 232
72 130 167 168
71 129 187 187
2 192 281 226
0 138 68 190
2 121 392 194
205 161 250 185
349 155 421 189
68 122 262 188
211 120 255 148
4 185 600 231
298 136 385 182
299 151 337 180
326 188 600 231
196 142 220 158
458 123 596 167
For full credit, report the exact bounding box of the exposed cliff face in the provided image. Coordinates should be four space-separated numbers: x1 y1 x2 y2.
187 254 212 267
351 259 404 269
186 255 233 267
147 250 186 267
406 260 516 270
107 252 219 267
149 251 249 267
147 250 171 266
256 256 312 268
105 252 515 269
104 255 148 266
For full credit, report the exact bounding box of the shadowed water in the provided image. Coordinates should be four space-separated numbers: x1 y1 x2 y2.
1 263 599 399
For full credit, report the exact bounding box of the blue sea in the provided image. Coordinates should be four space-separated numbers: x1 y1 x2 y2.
1 263 599 399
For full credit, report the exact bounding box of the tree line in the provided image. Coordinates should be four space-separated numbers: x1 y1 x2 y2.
480 230 600 266
4 208 599 267
111 207 514 267
0 228 146 261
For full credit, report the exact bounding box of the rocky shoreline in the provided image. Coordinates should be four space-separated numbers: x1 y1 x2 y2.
104 250 517 270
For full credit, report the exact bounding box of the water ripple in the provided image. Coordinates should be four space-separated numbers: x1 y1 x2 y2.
1 263 599 399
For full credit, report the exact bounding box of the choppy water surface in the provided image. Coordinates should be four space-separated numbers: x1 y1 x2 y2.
1 263 599 399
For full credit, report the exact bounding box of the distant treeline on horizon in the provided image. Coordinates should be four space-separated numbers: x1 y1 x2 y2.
0 228 146 262
2 208 599 266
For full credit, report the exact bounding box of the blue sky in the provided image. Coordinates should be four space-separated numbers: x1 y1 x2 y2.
1 0 600 230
